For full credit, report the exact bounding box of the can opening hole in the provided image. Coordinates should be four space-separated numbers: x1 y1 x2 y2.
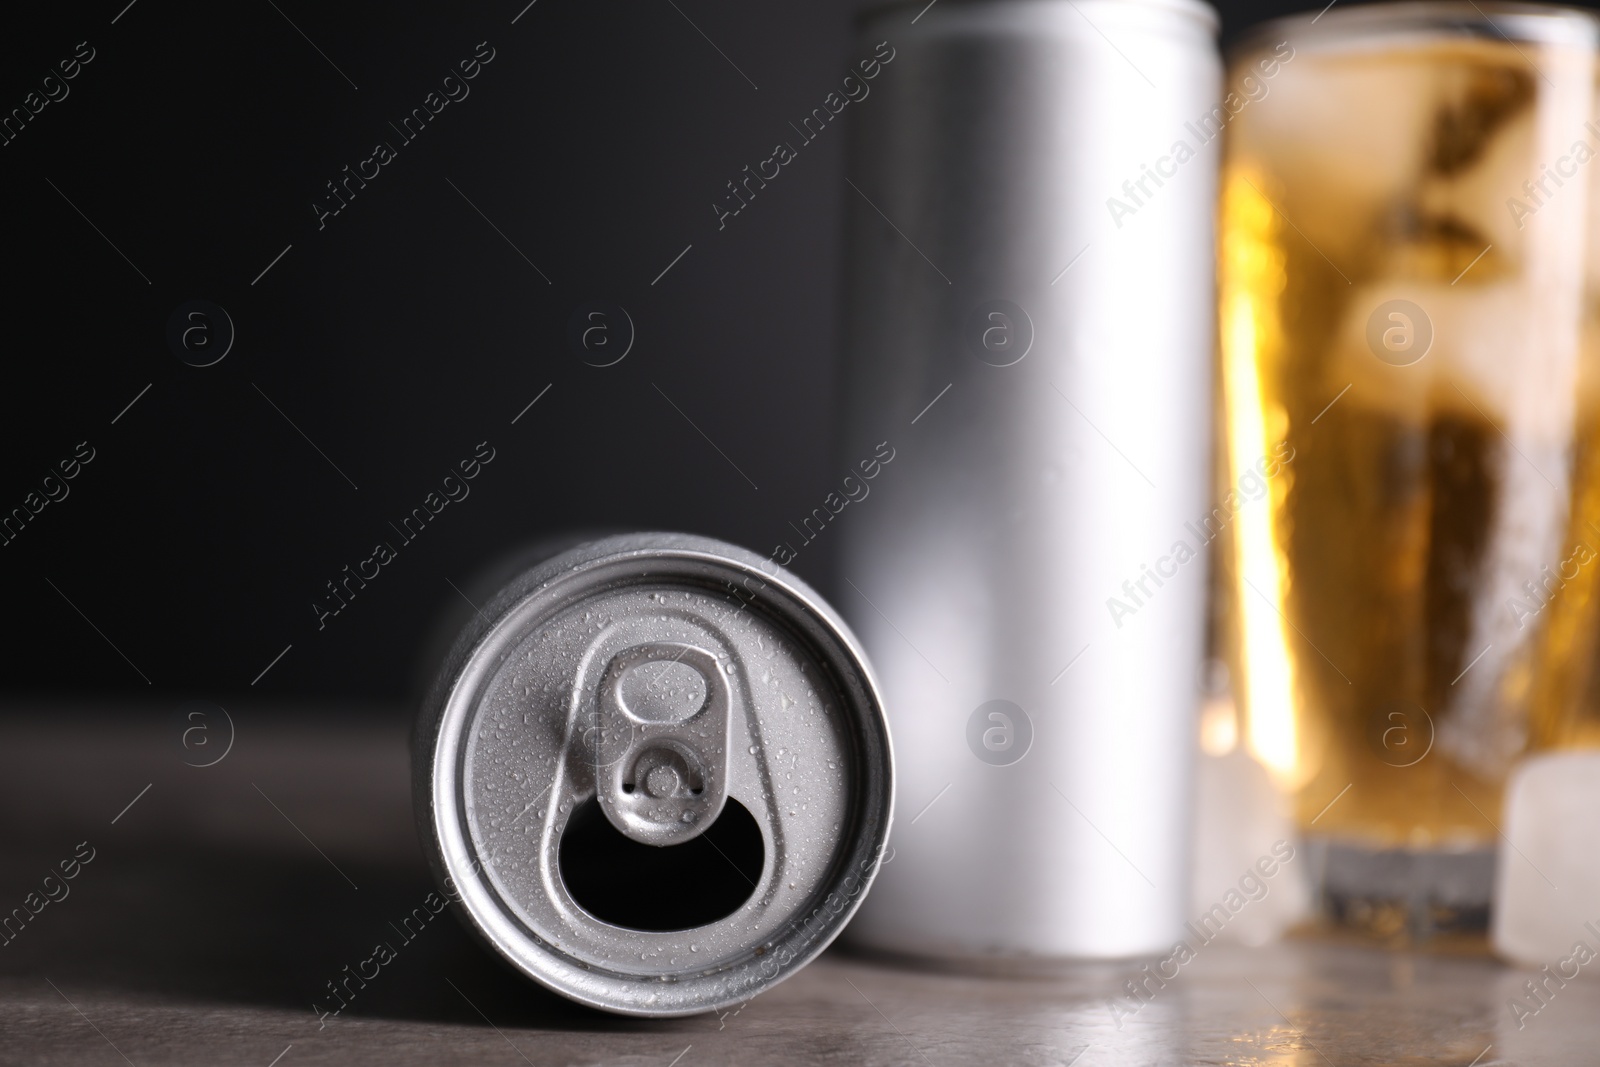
621 781 635 794
558 797 764 931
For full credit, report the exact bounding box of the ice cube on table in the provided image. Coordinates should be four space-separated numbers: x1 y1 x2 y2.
1492 750 1600 967
1191 744 1309 945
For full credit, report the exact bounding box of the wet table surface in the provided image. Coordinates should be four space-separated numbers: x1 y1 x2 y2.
0 706 1591 1066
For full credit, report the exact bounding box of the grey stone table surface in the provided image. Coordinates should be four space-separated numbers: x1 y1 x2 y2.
0 706 1591 1066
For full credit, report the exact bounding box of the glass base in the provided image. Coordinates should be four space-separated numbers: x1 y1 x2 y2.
1307 838 1496 944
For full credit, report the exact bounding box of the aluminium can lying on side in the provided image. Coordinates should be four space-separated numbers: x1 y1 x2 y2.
415 532 893 1016
838 0 1220 962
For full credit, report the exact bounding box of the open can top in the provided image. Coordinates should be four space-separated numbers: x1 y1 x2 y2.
414 532 894 1016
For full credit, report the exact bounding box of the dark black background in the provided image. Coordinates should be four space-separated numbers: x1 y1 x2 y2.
0 0 1573 705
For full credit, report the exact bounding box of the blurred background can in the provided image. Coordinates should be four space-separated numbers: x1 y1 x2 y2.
1218 2 1600 941
836 0 1222 961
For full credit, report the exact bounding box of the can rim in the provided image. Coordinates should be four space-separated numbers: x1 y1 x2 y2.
855 0 1219 36
1230 0 1599 59
414 532 895 1017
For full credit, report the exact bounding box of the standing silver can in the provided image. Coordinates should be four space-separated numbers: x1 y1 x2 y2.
838 0 1220 961
415 533 893 1015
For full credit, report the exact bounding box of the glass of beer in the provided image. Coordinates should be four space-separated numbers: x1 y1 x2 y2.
1218 1 1600 941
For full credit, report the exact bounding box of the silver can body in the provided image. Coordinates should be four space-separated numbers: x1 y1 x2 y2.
838 0 1219 960
415 533 893 1015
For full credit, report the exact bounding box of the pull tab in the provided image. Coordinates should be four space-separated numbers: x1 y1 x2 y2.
594 642 730 846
